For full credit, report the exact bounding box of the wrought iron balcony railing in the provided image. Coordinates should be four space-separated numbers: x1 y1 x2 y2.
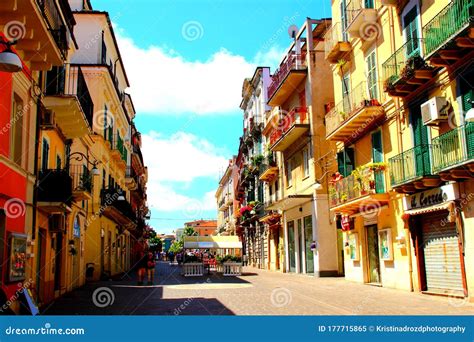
423 0 474 57
45 64 94 128
329 166 385 207
382 38 423 85
389 144 432 187
269 107 308 146
101 187 136 222
267 52 307 100
69 165 92 193
37 168 73 204
36 0 70 58
432 123 474 173
325 81 383 137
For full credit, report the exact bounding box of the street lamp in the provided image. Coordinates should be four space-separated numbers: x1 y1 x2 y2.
0 40 22 73
67 151 100 175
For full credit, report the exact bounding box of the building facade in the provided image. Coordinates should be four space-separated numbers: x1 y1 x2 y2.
216 158 236 236
326 0 473 300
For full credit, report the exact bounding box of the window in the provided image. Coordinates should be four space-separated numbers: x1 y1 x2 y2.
403 6 420 57
41 138 50 171
342 72 351 113
56 155 62 170
340 0 348 41
303 148 310 178
11 95 24 165
337 147 354 177
286 158 292 187
366 50 378 100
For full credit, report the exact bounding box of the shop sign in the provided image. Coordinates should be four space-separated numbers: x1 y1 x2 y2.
404 184 459 210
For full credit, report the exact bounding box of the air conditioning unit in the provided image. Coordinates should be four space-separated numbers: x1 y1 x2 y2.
49 214 66 232
421 97 448 125
40 110 56 129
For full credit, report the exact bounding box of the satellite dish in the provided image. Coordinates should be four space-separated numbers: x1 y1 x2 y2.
288 25 298 39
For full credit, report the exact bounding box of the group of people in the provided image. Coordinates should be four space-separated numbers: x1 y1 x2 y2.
136 250 156 286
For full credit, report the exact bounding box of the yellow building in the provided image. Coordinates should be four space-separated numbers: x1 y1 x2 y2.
216 158 236 236
326 0 473 300
69 2 138 281
263 19 339 276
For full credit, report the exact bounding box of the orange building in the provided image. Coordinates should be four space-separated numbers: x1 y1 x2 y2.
185 220 218 237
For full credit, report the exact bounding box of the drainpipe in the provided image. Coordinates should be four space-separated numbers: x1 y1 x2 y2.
31 71 43 241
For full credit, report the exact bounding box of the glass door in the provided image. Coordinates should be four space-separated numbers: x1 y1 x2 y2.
304 216 314 274
287 221 296 272
366 225 381 284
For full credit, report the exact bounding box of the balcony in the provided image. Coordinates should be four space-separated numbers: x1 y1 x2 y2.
422 0 474 65
269 107 309 152
110 134 128 164
267 52 307 106
258 154 279 182
125 167 138 190
329 166 389 214
43 65 93 139
37 169 72 213
101 188 137 228
0 0 73 69
432 124 474 179
324 22 352 63
70 165 92 201
325 81 385 141
345 0 378 39
389 145 441 193
382 39 434 97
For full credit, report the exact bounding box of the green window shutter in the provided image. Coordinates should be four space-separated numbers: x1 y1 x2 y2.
365 0 374 9
344 148 355 176
41 139 49 171
403 6 420 57
371 131 383 162
461 79 474 158
371 131 385 193
337 151 345 175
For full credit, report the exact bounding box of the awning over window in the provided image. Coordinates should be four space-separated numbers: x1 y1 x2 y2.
183 236 243 249
404 201 453 216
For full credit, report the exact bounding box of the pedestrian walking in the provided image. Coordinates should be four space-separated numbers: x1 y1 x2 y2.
146 251 156 285
136 249 148 286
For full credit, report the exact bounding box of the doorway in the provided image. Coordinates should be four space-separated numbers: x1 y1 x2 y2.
366 224 381 284
287 221 296 273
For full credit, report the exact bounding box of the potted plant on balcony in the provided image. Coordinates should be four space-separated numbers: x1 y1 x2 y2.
384 76 397 93
339 111 347 120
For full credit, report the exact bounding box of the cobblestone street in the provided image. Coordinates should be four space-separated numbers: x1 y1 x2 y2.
43 262 474 315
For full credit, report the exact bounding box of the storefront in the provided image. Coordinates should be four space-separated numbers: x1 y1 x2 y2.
404 184 467 297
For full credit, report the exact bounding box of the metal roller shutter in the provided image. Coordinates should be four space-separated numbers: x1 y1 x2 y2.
422 211 464 295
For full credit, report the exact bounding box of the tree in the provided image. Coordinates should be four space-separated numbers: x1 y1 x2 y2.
148 236 162 252
183 226 197 238
169 240 183 254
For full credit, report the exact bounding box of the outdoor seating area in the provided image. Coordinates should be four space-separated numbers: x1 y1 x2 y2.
181 236 243 277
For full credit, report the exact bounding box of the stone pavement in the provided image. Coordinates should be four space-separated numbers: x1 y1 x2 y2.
42 261 474 315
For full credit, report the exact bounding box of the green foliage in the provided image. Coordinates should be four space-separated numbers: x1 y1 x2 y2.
169 240 183 254
148 236 162 252
183 226 197 238
216 255 242 264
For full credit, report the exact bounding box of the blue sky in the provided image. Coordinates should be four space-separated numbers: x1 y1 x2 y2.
92 0 331 234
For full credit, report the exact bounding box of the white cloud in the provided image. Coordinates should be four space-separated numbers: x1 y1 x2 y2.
116 31 285 115
141 131 227 213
